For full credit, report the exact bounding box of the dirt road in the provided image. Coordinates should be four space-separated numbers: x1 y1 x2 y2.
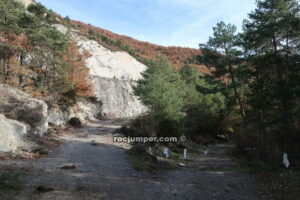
0 119 266 200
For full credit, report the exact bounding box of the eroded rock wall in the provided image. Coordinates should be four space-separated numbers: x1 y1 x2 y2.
55 24 147 118
91 76 146 118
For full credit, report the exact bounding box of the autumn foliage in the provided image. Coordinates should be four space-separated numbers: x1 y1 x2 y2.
0 33 30 83
70 20 210 74
62 41 93 97
0 0 94 102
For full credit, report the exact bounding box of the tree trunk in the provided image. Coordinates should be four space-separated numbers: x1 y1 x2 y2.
228 63 248 137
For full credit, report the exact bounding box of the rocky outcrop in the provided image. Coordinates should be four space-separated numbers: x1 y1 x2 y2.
0 84 48 136
68 98 103 122
78 32 148 117
0 114 28 152
48 106 68 126
91 76 145 117
48 98 102 126
55 24 147 118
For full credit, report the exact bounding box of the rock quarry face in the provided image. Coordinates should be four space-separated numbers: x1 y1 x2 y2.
0 84 48 136
0 114 28 152
55 24 147 118
16 0 34 7
91 77 144 117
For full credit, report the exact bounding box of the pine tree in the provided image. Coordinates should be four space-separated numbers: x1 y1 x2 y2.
242 0 300 160
199 22 248 127
180 65 226 137
134 56 187 136
0 0 28 81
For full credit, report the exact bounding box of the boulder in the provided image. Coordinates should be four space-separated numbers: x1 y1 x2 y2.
48 107 68 126
0 84 48 136
48 98 102 126
0 114 28 152
68 98 102 122
60 164 76 170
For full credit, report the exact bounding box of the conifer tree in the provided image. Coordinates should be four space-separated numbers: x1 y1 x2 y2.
242 0 300 159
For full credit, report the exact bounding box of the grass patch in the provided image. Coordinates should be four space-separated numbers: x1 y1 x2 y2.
0 169 23 191
127 145 176 173
256 169 300 200
126 143 211 173
127 153 158 172
234 152 300 200
187 145 206 159
198 166 250 172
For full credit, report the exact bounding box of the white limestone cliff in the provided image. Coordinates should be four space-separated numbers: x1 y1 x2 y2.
55 24 147 118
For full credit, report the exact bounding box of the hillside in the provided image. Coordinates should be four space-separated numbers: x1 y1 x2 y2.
70 20 210 74
1 1 300 200
15 0 209 74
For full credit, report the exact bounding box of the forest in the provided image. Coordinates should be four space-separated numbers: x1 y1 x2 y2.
1 0 300 174
0 0 92 103
128 1 300 198
0 0 299 199
133 0 300 163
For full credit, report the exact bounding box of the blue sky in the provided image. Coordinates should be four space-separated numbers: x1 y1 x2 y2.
37 0 257 48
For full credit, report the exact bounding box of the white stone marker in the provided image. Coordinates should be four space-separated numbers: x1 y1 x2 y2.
204 150 208 155
163 148 169 159
283 153 290 168
183 148 187 159
149 147 152 155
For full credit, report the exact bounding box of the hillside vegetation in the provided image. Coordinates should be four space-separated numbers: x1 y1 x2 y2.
0 0 299 199
127 0 300 169
68 20 210 74
1 0 299 166
125 2 300 199
0 0 92 104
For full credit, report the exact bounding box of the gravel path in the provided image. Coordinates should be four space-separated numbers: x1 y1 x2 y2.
0 119 266 200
